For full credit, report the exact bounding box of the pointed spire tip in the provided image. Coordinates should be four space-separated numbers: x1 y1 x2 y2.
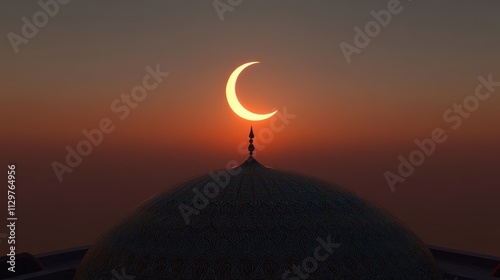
248 126 255 156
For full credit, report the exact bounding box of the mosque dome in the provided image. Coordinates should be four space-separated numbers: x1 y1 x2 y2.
75 129 442 279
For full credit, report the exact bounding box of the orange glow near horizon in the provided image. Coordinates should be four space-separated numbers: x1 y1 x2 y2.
2 1 500 259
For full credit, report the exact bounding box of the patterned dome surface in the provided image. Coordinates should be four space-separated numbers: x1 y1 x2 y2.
75 157 441 279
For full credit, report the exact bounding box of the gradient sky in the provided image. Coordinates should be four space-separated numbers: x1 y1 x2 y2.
1 0 500 256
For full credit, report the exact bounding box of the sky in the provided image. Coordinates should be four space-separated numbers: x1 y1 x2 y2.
1 0 500 257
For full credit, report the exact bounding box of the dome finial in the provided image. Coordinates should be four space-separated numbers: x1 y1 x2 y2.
248 126 255 156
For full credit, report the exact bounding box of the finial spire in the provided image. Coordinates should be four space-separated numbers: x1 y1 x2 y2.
248 126 255 156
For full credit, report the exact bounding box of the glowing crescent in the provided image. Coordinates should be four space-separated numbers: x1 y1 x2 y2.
226 61 277 121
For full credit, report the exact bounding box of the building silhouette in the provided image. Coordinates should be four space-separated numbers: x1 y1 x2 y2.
2 128 499 279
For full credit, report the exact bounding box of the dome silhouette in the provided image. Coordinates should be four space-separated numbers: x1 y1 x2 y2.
75 130 442 279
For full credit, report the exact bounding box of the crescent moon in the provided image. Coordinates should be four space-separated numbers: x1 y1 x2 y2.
226 61 277 121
